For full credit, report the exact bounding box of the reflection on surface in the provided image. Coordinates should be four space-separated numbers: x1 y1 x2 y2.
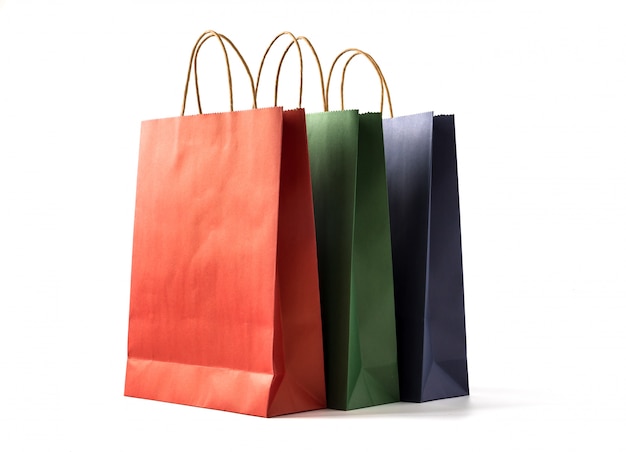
283 386 542 419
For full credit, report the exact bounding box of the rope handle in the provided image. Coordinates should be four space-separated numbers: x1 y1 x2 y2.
181 30 256 116
275 36 327 111
255 32 304 108
193 33 257 113
326 48 393 117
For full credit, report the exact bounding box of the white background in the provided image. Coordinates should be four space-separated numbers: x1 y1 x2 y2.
1 0 625 450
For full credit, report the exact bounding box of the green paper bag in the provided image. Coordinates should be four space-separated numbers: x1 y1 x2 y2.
305 109 399 410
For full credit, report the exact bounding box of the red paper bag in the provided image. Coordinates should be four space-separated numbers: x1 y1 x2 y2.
124 31 326 417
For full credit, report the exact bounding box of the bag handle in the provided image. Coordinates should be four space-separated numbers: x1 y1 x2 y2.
274 36 327 111
326 48 393 117
181 30 256 116
256 31 304 108
192 33 257 113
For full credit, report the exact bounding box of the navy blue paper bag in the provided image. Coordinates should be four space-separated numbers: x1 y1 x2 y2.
383 112 469 402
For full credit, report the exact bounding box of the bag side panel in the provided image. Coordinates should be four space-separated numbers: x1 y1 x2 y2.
421 114 469 401
268 109 326 416
346 113 399 409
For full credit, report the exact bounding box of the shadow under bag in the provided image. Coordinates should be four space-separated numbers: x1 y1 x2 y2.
383 112 469 402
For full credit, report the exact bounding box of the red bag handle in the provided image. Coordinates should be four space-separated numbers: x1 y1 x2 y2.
326 48 393 117
180 30 256 115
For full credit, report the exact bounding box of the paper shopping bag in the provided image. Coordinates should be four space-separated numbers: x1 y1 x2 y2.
383 112 469 402
305 110 399 411
299 47 401 409
124 31 326 417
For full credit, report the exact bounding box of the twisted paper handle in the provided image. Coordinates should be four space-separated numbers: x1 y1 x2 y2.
255 31 305 108
181 30 256 115
275 36 327 111
327 48 393 117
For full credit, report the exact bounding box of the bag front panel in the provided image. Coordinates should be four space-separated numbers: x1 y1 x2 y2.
383 112 434 401
305 110 360 409
128 108 284 376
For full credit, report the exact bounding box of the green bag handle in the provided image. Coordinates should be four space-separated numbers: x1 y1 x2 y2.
256 31 310 109
326 48 394 117
256 31 302 108
273 35 327 111
180 30 257 115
